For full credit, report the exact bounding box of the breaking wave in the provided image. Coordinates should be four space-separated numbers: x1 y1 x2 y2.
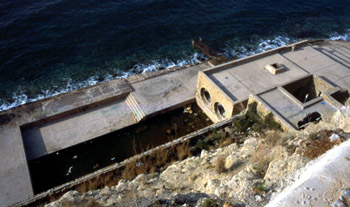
329 29 350 41
220 36 297 59
0 53 203 112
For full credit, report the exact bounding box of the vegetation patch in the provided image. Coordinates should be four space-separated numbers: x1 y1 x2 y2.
201 198 220 207
122 141 192 180
299 129 344 159
251 182 266 196
232 102 282 135
215 155 227 174
250 143 272 177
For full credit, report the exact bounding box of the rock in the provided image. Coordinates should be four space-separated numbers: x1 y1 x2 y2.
264 147 288 181
222 143 238 155
329 133 340 142
44 134 315 207
106 196 119 206
60 191 78 202
206 179 221 193
255 195 263 202
133 173 147 184
99 186 111 197
225 154 239 170
200 150 208 159
240 138 259 155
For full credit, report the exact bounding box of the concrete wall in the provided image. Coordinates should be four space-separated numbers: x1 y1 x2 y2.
15 115 242 207
247 94 297 133
196 71 235 123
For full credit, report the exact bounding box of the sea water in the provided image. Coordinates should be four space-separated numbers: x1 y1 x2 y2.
1 0 350 111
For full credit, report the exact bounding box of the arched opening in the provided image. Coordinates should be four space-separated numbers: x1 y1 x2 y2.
200 88 211 104
214 102 226 118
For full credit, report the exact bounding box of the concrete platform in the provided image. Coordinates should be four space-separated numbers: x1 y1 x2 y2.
196 40 350 131
22 99 135 160
256 86 338 130
0 63 209 207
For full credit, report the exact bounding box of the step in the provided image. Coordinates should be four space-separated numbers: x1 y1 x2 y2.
125 93 146 122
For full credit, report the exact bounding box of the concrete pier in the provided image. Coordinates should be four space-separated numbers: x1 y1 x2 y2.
1 40 350 206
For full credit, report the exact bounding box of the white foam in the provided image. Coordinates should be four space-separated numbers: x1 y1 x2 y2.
0 52 202 112
329 29 350 41
2 30 350 113
223 35 296 59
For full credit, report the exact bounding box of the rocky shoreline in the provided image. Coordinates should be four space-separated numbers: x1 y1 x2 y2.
44 104 350 207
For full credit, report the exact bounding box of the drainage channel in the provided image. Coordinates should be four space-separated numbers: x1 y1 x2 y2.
27 103 212 194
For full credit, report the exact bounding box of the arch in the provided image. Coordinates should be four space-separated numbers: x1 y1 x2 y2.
200 88 211 104
214 102 226 119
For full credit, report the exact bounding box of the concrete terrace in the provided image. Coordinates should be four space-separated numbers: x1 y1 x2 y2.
1 40 350 206
0 62 209 207
196 40 350 129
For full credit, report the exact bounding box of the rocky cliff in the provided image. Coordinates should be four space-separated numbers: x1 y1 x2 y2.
45 105 350 207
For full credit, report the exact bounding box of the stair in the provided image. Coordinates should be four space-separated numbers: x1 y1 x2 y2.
125 93 146 122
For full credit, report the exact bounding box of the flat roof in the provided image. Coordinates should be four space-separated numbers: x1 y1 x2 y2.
200 40 350 130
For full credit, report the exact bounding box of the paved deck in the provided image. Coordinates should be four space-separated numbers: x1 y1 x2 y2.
256 87 338 129
198 40 350 130
282 42 350 87
0 63 209 207
207 53 309 101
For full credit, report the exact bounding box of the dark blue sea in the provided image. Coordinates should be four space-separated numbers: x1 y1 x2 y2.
1 0 350 111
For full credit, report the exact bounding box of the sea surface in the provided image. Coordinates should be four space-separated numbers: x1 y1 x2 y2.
1 0 350 111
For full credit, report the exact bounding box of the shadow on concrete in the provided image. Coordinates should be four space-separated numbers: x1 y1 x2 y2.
21 127 47 161
314 48 350 69
20 98 128 161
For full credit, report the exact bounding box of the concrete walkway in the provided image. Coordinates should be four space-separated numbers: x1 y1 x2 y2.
0 63 209 207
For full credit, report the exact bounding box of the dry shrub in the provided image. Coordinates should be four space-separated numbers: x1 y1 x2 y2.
122 159 146 180
75 173 115 193
215 155 227 174
156 148 171 166
218 137 234 148
121 140 192 181
264 131 285 147
250 142 272 176
176 141 192 160
300 130 341 158
76 178 96 193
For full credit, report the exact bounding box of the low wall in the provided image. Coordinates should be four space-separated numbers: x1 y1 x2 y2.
15 115 242 207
